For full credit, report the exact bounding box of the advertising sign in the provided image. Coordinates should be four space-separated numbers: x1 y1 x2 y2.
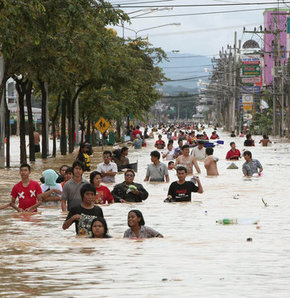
240 86 261 94
241 77 262 84
242 95 254 104
242 55 260 65
242 65 261 77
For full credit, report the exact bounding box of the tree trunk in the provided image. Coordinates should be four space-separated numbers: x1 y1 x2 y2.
66 90 74 153
51 93 61 157
60 94 67 155
15 79 27 164
39 81 48 159
86 118 91 143
26 81 35 161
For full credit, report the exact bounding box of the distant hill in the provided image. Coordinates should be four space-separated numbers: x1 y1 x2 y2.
158 52 212 95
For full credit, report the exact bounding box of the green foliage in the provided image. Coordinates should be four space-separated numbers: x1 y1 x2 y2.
251 112 273 135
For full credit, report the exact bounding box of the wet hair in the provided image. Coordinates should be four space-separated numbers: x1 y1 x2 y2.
91 217 109 237
124 169 135 177
230 142 235 146
72 160 84 171
243 150 252 158
206 147 214 155
59 165 69 173
103 150 112 157
121 147 129 153
90 171 102 184
150 150 160 159
128 210 145 226
176 166 187 173
20 163 31 171
263 134 268 139
246 134 251 140
182 144 190 151
80 183 96 200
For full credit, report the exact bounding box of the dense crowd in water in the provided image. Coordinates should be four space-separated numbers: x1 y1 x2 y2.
0 122 269 239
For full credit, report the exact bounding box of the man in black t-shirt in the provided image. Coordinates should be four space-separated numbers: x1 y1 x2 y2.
165 166 203 202
62 183 103 235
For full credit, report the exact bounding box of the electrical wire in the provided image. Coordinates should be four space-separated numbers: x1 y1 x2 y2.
131 8 270 18
162 75 209 82
111 1 290 8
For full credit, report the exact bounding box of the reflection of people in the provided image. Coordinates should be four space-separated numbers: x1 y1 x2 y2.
96 151 118 183
144 151 169 182
33 127 40 153
90 171 114 204
165 166 203 202
90 217 112 238
204 148 219 176
259 135 272 147
112 170 148 203
242 151 263 177
226 142 241 160
62 183 104 236
0 203 11 210
10 163 43 213
123 210 163 239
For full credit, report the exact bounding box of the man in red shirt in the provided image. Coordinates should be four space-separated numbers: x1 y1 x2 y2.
155 134 166 149
132 126 142 139
210 131 219 140
10 163 43 212
226 142 241 160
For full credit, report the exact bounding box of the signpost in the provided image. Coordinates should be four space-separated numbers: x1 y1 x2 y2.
95 117 111 134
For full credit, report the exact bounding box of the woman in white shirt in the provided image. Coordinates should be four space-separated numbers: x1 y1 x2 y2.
162 142 175 160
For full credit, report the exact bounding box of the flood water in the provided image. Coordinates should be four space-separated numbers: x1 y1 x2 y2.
0 129 290 297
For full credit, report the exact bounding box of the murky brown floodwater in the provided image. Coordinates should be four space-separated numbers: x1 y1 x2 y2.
0 130 290 297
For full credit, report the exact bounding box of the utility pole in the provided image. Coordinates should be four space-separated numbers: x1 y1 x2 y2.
0 55 5 168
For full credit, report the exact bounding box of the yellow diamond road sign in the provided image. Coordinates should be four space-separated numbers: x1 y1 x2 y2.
95 117 111 134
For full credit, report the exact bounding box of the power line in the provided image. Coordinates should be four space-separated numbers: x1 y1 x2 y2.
161 64 213 69
132 8 271 18
112 1 290 8
162 75 209 82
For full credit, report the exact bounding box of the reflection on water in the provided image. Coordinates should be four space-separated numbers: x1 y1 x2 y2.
0 131 290 297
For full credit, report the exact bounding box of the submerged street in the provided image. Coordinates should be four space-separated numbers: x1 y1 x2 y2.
0 129 290 297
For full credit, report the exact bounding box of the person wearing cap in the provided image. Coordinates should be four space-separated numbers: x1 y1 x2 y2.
190 140 206 161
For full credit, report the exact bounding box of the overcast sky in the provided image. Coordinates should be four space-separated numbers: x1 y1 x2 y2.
111 0 288 57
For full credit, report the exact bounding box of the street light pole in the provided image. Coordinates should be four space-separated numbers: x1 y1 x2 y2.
120 22 181 39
